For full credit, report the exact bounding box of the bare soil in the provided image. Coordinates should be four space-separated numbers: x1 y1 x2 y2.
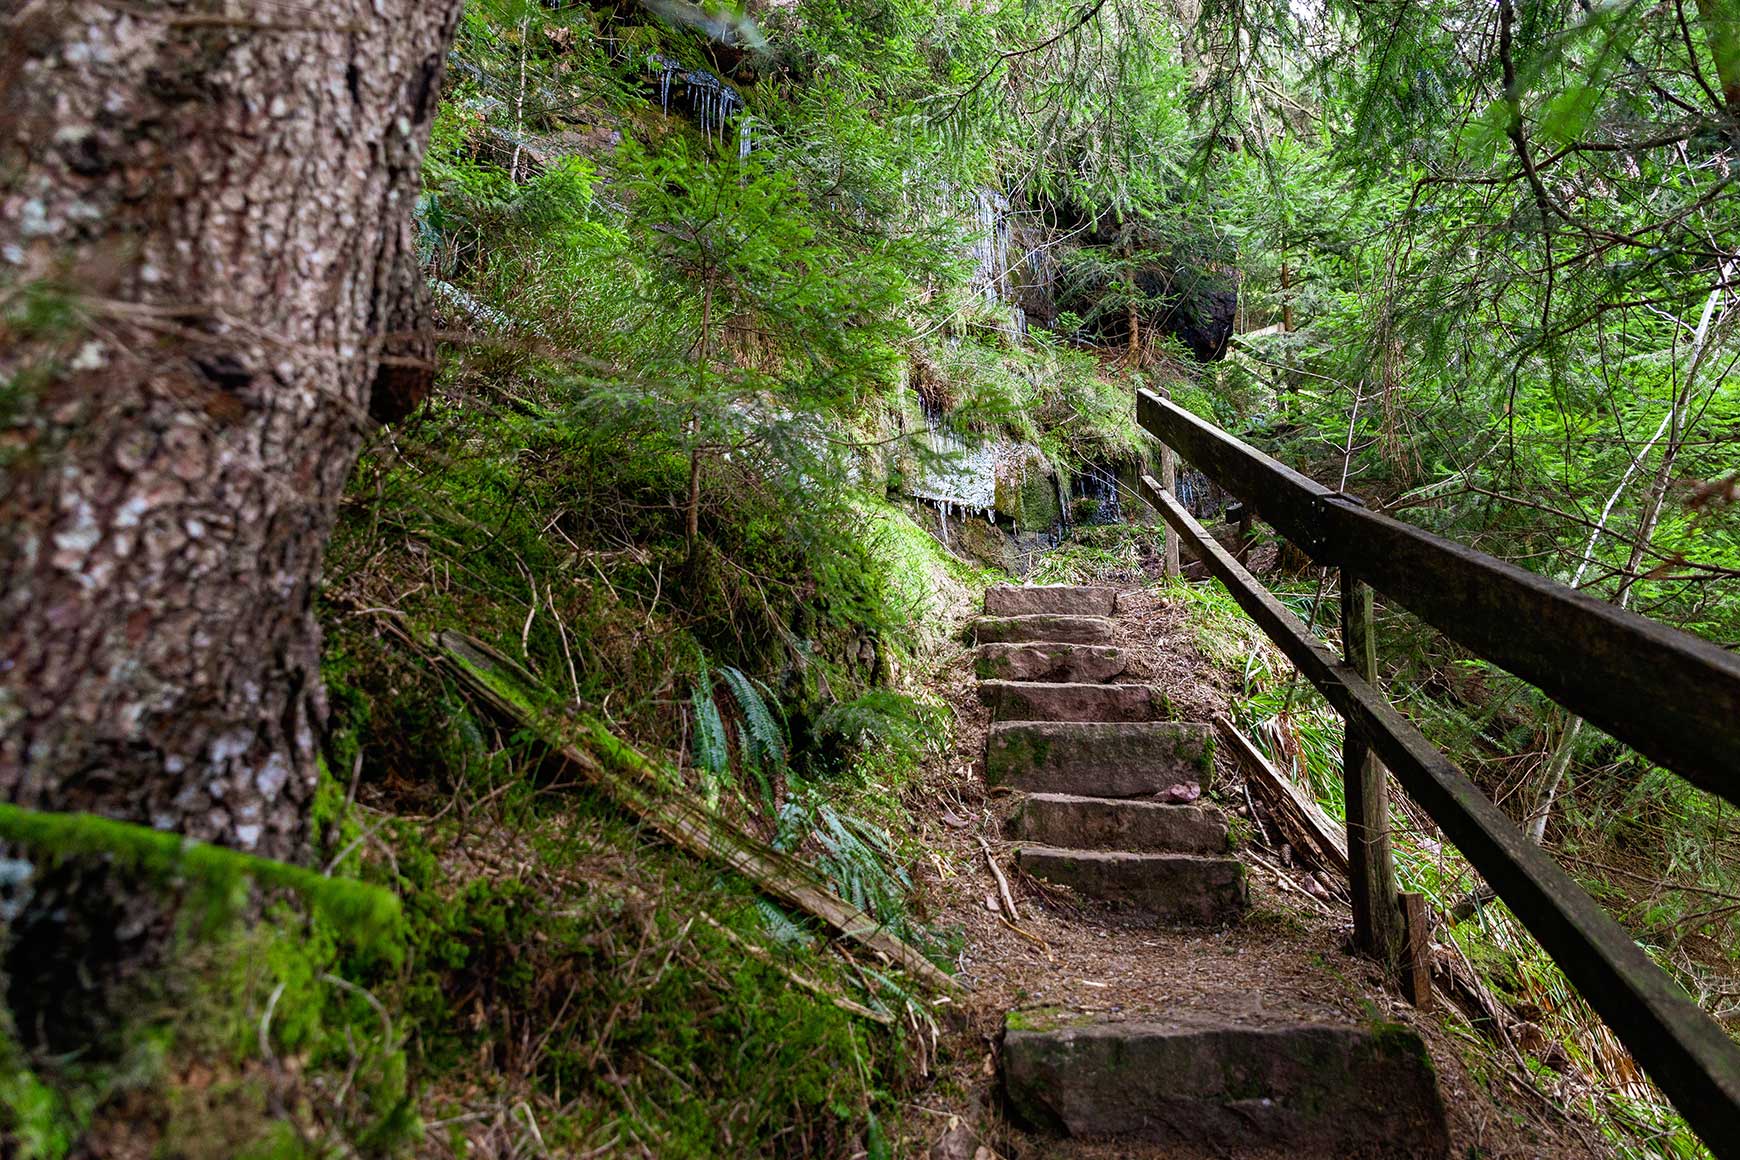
896 584 1610 1160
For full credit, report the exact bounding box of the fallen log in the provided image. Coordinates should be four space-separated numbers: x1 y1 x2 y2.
431 629 962 995
1216 715 1350 880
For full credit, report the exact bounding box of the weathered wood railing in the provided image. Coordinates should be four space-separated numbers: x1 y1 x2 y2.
1135 388 1740 1157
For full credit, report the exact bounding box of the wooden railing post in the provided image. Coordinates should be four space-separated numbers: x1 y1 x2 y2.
1160 445 1180 578
1341 572 1404 970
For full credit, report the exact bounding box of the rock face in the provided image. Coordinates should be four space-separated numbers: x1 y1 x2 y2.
1012 793 1229 855
979 681 1164 723
1151 273 1237 362
984 584 1118 617
974 615 1115 645
1014 846 1247 923
974 643 1128 684
985 721 1212 797
1002 1014 1449 1158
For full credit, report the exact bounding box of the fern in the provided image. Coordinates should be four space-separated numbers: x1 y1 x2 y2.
816 689 945 756
690 665 731 809
812 804 911 922
720 665 786 770
737 722 776 811
753 898 814 948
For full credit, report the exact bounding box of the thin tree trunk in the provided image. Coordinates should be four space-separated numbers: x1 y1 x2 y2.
1695 0 1740 123
0 0 462 1047
687 276 715 559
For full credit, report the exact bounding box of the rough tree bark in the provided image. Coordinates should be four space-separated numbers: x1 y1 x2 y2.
0 0 461 1044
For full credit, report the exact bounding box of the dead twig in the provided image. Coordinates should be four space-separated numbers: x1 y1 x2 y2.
977 835 1021 921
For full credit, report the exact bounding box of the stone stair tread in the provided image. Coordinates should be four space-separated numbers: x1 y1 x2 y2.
974 614 1115 645
1002 1012 1448 1157
986 720 1213 796
978 679 1163 723
1013 792 1228 854
1015 845 1248 924
974 642 1128 684
985 584 1119 617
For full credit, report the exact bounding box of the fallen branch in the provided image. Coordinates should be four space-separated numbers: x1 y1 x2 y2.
997 916 1052 959
977 835 1021 921
429 628 962 995
1217 716 1350 879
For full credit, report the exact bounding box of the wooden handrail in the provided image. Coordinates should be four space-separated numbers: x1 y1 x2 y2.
1138 474 1740 1157
1138 389 1740 810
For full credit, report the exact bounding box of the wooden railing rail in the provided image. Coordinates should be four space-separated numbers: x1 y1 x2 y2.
1134 389 1740 1157
1137 389 1740 810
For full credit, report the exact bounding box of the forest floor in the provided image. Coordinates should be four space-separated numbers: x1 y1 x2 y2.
898 583 1609 1160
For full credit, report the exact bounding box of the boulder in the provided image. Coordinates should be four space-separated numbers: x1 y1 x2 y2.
983 584 1118 617
979 681 1164 723
974 615 1115 645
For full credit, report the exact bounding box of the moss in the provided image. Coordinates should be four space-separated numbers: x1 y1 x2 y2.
1004 1006 1098 1033
0 806 401 954
1195 734 1216 776
973 652 1010 680
1361 1019 1436 1076
990 730 1052 782
1014 468 1062 532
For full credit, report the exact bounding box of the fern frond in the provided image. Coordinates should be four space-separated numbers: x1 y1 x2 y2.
753 898 814 948
685 671 727 779
721 665 786 770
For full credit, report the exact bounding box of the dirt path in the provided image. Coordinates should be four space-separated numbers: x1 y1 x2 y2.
900 584 1605 1160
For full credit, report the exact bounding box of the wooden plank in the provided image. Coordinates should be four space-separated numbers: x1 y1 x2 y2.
1138 389 1740 809
1216 715 1350 878
1160 443 1181 578
1400 892 1434 1010
1138 390 1333 555
1342 572 1403 968
1139 476 1740 1157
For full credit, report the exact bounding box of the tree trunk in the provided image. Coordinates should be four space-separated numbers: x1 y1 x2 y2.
0 0 461 1044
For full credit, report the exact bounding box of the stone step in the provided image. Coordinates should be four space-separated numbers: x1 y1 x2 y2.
1012 793 1229 854
1014 846 1248 924
974 642 1128 684
984 584 1119 618
985 720 1212 797
974 614 1115 646
1003 1013 1448 1158
979 680 1163 723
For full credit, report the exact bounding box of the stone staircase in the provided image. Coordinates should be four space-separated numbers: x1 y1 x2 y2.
974 583 1449 1158
974 583 1248 927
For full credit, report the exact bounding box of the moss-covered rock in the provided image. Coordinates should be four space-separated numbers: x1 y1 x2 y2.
993 443 1062 533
